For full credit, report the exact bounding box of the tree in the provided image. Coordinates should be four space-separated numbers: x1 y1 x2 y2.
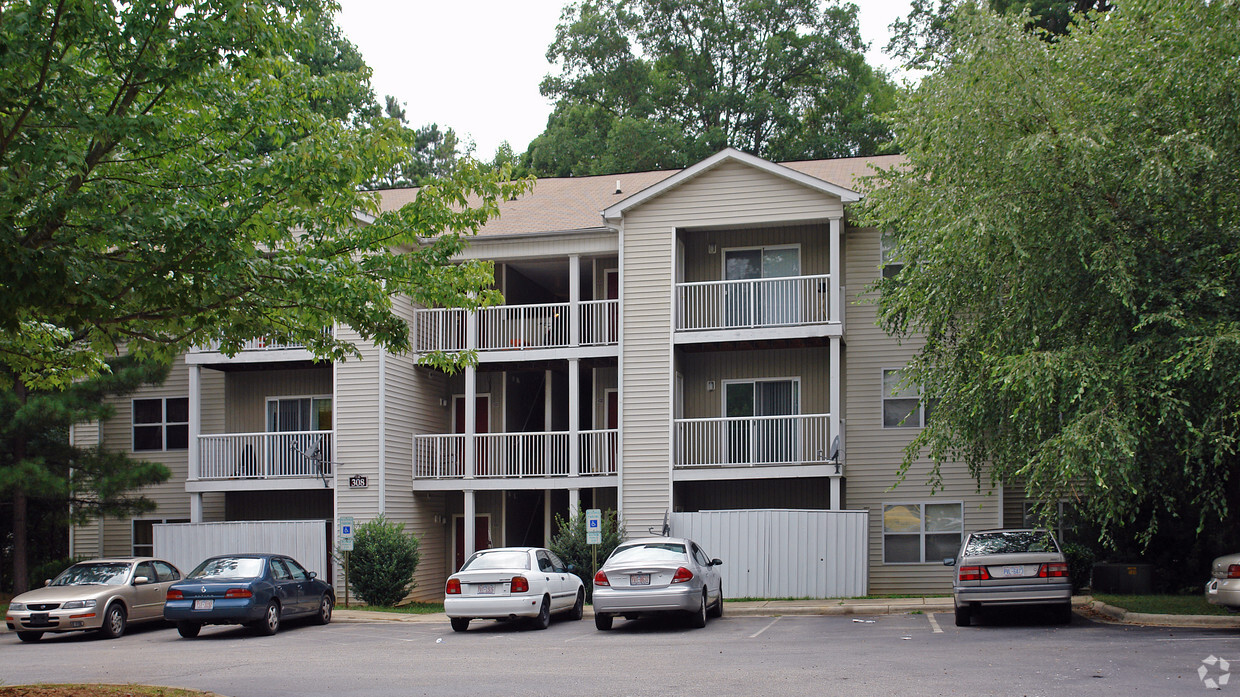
524 0 896 177
345 516 421 606
2 357 174 593
548 509 625 602
861 1 1240 549
367 96 475 189
0 0 530 392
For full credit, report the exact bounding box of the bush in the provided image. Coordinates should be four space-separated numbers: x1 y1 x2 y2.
549 509 624 602
345 516 420 607
29 556 87 589
1060 541 1096 593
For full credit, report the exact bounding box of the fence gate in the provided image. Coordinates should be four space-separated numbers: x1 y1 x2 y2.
153 520 329 581
670 509 868 599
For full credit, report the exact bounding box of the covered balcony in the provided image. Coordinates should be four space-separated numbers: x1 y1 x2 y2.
676 273 835 335
412 429 618 489
189 430 334 491
186 329 333 366
673 413 840 482
415 299 618 356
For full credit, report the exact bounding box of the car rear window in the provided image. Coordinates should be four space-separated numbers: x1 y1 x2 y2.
52 562 132 586
461 551 531 571
189 557 265 580
609 542 688 564
964 531 1059 556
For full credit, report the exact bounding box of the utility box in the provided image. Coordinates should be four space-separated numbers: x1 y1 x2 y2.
1091 562 1153 594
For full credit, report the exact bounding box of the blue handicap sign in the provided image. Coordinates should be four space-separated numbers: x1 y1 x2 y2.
342 525 352 535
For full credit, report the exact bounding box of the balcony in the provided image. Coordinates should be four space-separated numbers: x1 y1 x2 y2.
191 431 333 490
675 274 839 343
415 300 618 360
186 330 332 366
673 414 839 481
412 429 618 489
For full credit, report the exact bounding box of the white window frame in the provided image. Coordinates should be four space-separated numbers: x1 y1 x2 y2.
1022 500 1075 541
265 394 333 432
881 500 964 565
131 517 190 556
719 243 803 279
131 397 189 452
880 232 904 279
881 368 927 429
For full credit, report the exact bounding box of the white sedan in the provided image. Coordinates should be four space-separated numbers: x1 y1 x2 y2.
444 547 584 632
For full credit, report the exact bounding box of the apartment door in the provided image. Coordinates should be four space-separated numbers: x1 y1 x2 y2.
605 269 619 343
454 515 491 571
605 389 619 473
453 395 490 475
724 379 799 464
724 246 801 327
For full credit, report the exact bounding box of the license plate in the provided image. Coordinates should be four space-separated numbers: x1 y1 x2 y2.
29 612 50 626
193 599 214 610
630 573 651 586
477 584 495 595
1001 565 1026 577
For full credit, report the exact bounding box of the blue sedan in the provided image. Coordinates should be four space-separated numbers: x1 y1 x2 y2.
164 554 334 637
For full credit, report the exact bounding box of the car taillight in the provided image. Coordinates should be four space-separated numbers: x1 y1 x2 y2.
166 589 183 600
446 578 461 594
958 566 990 581
593 570 609 586
1040 562 1069 578
510 576 530 593
224 588 253 598
1228 564 1240 579
671 567 694 584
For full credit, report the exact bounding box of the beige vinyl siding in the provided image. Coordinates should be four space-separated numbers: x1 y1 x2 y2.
332 324 382 533
223 367 332 432
677 347 830 419
680 223 830 283
620 160 846 536
842 225 999 595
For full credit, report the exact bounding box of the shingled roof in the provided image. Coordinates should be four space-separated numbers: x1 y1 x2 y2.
373 153 904 238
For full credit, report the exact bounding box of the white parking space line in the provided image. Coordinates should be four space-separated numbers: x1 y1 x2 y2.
749 617 782 638
926 613 943 634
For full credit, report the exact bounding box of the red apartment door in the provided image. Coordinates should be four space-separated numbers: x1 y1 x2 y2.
606 269 619 342
454 516 491 571
606 390 618 473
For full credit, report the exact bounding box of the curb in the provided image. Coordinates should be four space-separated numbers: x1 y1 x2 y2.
1088 600 1240 629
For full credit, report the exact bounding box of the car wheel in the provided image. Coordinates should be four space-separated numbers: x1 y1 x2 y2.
254 601 281 636
16 631 43 643
450 617 470 632
689 590 708 628
313 594 333 625
594 612 613 630
99 602 127 639
954 604 971 628
176 621 201 638
568 589 584 621
531 596 551 630
708 582 724 618
1054 602 1073 625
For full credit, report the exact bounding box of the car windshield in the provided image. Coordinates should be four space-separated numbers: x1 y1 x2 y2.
461 551 530 571
965 531 1058 556
189 557 265 580
609 542 688 564
51 562 131 586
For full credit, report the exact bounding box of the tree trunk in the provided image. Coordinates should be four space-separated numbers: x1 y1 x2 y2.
12 376 28 594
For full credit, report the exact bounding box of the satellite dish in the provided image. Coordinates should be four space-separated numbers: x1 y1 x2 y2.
828 434 841 463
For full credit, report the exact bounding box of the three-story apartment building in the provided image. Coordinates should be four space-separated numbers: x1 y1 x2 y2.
69 148 1006 599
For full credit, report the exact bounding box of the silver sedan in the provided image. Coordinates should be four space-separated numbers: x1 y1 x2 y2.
945 529 1072 627
1205 552 1240 612
592 537 723 630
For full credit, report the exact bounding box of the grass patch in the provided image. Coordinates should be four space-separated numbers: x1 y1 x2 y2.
0 685 214 697
1094 593 1233 616
337 601 443 614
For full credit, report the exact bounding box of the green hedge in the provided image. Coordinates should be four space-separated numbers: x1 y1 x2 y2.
345 516 420 607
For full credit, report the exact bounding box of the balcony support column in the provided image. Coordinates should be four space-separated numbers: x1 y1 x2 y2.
465 364 476 480
829 336 843 511
569 358 580 477
569 488 580 518
463 489 476 568
829 216 842 324
188 364 203 522
569 254 581 347
544 489 552 545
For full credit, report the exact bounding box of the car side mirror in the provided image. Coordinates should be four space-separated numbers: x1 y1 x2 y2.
134 576 150 585
942 558 956 566
44 578 52 587
711 559 723 566
565 564 575 572
308 571 317 579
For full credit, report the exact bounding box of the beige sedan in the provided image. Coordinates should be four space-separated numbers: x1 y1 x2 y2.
5 557 182 642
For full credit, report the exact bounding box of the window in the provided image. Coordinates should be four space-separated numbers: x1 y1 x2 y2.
132 397 189 451
724 378 800 463
132 518 190 556
1022 501 1078 542
153 560 180 582
883 502 963 564
880 232 903 280
882 369 930 428
723 245 802 326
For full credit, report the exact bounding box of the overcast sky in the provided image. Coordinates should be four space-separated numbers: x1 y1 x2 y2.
335 0 914 160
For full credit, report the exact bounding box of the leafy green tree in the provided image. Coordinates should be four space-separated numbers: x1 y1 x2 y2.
345 515 421 607
2 358 173 593
524 0 896 176
367 95 474 189
861 0 1240 549
549 509 624 601
0 0 529 392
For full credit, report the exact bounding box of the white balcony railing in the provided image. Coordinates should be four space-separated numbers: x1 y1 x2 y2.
415 300 619 353
674 414 832 468
676 274 831 331
413 429 619 479
190 328 334 354
198 431 333 479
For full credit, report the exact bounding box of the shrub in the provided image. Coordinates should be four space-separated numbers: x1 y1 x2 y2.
549 509 624 602
1060 541 1096 593
29 557 87 589
345 516 420 606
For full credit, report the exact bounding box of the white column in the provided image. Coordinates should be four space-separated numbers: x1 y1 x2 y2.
569 488 580 518
188 365 203 522
463 490 476 569
569 358 580 477
465 311 478 479
544 369 553 429
829 216 842 324
190 493 203 523
569 254 581 346
543 489 552 544
829 336 843 511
